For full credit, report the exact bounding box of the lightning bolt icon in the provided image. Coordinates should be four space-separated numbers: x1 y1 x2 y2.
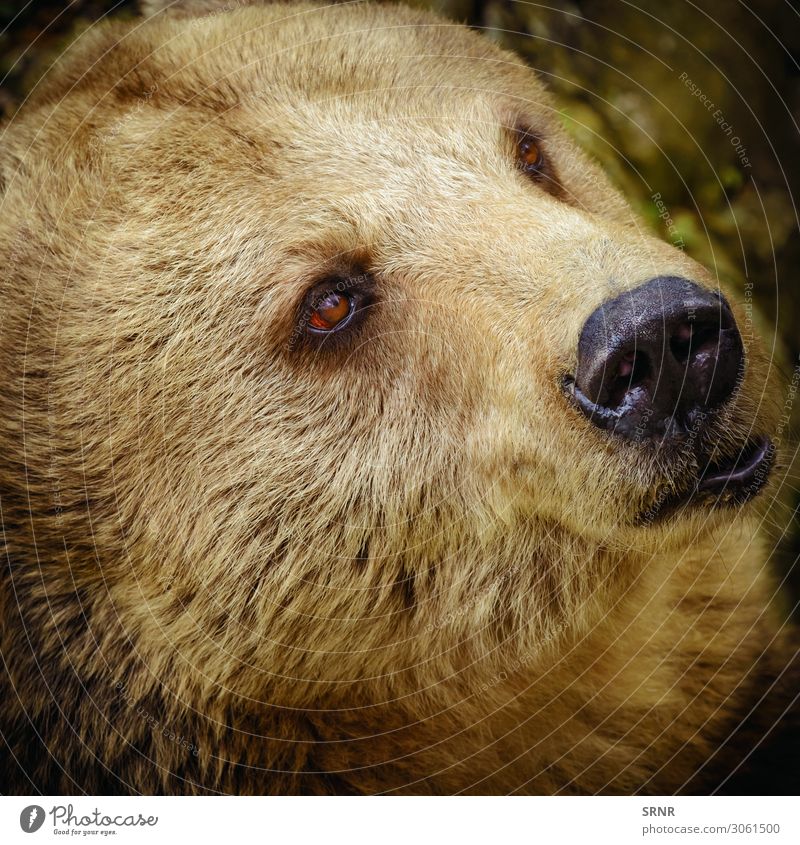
28 807 39 830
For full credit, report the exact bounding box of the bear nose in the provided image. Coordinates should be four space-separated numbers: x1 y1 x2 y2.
571 276 744 440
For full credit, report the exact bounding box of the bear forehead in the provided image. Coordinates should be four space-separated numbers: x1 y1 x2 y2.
29 3 554 131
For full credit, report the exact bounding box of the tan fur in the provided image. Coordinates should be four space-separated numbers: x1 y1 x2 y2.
0 0 795 794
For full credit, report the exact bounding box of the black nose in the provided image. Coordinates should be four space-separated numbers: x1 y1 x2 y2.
571 276 744 439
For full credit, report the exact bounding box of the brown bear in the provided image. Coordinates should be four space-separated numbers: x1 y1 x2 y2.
0 0 796 795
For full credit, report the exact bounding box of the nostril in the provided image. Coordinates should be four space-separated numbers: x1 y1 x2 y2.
605 350 650 408
669 322 694 364
669 320 721 366
617 351 636 379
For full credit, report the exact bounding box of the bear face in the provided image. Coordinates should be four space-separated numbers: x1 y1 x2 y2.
0 1 790 795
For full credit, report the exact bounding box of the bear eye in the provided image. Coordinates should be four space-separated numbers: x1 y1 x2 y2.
309 290 353 332
517 132 546 176
296 275 374 344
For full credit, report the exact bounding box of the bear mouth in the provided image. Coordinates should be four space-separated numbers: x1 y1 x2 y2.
638 435 774 524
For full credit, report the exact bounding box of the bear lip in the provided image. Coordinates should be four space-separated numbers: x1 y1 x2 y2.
639 435 774 524
695 435 774 498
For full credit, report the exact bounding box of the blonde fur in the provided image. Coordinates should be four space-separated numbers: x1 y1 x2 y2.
0 1 795 794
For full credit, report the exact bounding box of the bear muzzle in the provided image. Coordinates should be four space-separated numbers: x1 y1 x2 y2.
564 275 774 515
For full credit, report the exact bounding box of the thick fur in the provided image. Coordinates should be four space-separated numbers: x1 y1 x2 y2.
0 0 796 794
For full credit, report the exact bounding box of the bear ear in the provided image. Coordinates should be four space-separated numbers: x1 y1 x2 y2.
140 0 263 18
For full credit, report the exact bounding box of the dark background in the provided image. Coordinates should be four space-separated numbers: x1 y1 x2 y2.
1 0 799 611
